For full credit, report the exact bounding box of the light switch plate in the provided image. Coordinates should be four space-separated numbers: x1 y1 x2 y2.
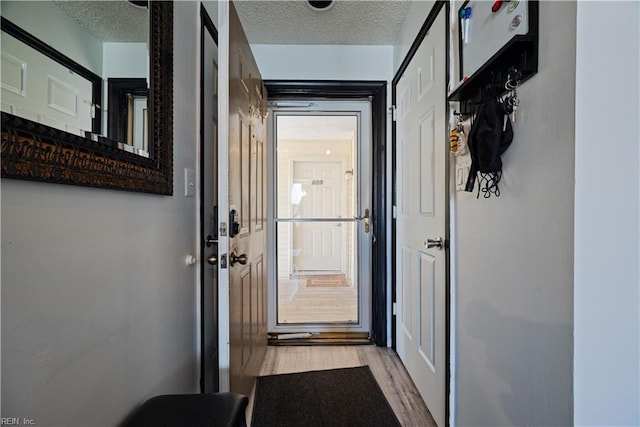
456 166 464 190
456 160 472 192
185 168 195 197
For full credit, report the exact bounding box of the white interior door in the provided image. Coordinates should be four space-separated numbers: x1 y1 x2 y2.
395 9 447 427
1 32 93 136
293 160 344 272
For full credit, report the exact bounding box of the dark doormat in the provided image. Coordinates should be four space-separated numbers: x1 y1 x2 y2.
251 366 401 427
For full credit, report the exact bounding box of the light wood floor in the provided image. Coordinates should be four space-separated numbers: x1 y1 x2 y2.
247 345 437 427
277 278 358 324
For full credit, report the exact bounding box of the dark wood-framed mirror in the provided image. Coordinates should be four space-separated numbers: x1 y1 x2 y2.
1 1 173 195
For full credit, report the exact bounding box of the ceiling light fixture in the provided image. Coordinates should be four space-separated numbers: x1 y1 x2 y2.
306 1 336 12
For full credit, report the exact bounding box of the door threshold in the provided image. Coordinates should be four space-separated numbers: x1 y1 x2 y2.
268 332 371 346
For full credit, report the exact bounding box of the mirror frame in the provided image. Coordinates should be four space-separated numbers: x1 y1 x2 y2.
1 1 173 195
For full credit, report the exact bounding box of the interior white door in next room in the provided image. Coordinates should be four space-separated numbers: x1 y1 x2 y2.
293 159 344 272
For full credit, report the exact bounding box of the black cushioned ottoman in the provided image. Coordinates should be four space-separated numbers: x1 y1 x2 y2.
121 393 248 427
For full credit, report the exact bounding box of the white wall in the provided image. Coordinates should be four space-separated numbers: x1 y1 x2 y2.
103 43 150 79
0 2 201 425
251 44 393 81
574 2 640 425
392 0 434 73
452 2 576 425
1 1 103 75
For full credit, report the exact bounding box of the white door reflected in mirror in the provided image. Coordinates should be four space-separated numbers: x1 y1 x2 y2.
0 1 149 156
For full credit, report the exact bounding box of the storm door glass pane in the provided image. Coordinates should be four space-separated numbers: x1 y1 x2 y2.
275 115 359 324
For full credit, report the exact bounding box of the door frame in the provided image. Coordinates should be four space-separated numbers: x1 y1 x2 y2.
391 1 451 424
199 4 218 393
265 81 388 346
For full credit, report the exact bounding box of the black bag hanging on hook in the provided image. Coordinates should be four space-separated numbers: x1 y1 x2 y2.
464 98 514 198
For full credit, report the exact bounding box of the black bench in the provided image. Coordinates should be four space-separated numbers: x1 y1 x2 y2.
121 392 248 427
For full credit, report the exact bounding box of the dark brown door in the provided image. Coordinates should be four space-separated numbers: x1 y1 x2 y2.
227 1 268 396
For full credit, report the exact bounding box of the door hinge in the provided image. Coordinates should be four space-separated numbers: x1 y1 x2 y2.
392 302 397 315
390 105 397 122
392 205 397 219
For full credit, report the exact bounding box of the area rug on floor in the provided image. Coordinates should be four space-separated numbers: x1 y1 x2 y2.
305 274 349 287
251 366 401 427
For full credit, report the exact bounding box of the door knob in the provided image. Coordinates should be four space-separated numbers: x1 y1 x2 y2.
229 252 248 267
206 254 218 266
425 237 444 250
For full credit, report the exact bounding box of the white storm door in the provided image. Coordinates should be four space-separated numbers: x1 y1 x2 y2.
268 101 372 333
293 160 344 272
395 8 447 427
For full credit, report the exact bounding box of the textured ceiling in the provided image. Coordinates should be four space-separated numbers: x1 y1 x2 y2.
52 1 148 42
234 0 413 45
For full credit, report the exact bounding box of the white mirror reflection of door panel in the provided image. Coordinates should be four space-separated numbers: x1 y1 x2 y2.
269 104 371 332
1 32 93 137
2 1 150 153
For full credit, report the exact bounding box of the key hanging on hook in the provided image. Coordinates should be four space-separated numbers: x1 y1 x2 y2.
505 69 521 124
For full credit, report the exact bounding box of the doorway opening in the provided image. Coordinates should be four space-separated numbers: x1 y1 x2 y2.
199 4 219 392
274 112 365 327
265 81 388 345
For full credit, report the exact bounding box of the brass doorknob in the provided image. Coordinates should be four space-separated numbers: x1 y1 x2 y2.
207 254 218 266
230 252 248 267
